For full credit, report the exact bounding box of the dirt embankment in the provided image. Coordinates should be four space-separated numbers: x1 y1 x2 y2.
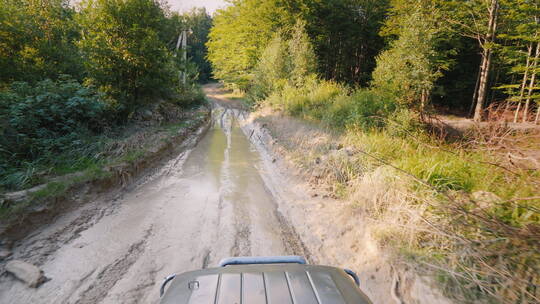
0 104 211 245
235 107 453 304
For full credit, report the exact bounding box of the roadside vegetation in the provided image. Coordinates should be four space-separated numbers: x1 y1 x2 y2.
207 0 540 303
0 0 213 195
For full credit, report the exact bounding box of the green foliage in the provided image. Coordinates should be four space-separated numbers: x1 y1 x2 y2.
326 90 398 129
0 0 82 83
266 78 398 130
348 126 539 303
77 0 177 116
180 8 213 82
288 20 318 87
0 0 209 192
249 20 318 102
283 0 390 85
372 2 446 111
176 84 206 108
207 0 288 90
288 80 344 119
0 77 107 159
208 0 390 88
160 7 213 83
384 108 423 137
433 35 481 110
249 34 290 102
495 0 540 109
0 77 108 190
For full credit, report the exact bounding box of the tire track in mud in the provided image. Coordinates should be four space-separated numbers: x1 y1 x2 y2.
119 262 162 304
14 203 118 267
222 110 252 257
273 209 313 262
75 226 153 304
230 218 252 257
201 250 211 269
234 109 314 262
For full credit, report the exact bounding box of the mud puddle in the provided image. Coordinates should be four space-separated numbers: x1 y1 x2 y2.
0 106 301 304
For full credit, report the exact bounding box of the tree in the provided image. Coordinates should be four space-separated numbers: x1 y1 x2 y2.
443 0 501 121
77 0 177 116
496 0 540 122
288 20 318 87
282 0 390 85
249 20 318 101
207 0 289 90
372 1 445 112
207 0 389 88
250 34 290 101
0 0 82 84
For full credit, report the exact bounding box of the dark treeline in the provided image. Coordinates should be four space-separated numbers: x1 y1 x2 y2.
208 0 540 123
0 0 212 191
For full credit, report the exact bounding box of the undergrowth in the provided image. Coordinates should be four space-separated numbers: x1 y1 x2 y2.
0 77 207 193
258 79 540 303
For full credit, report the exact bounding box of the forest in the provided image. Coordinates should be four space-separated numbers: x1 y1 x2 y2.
208 0 540 123
207 0 539 303
0 0 538 303
0 0 212 192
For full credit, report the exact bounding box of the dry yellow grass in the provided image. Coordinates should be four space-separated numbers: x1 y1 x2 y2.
253 105 540 303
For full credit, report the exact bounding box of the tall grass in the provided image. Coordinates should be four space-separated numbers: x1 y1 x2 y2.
266 79 396 129
258 78 540 303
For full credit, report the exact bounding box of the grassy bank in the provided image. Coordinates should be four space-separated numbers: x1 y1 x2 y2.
251 79 539 303
0 104 208 219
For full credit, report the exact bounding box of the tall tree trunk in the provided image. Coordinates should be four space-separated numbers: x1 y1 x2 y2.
469 65 482 117
420 89 428 113
535 105 540 124
522 42 540 122
489 63 501 103
473 0 499 122
514 43 533 123
474 49 493 121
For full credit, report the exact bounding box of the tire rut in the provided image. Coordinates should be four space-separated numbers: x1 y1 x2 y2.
75 226 152 304
14 203 118 267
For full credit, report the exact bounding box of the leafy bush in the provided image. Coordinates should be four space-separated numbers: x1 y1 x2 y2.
0 77 108 190
0 0 83 84
77 0 179 116
175 85 206 107
371 9 444 112
249 34 290 103
384 108 424 137
248 21 318 103
265 79 399 131
287 20 318 87
325 89 398 130
266 79 343 119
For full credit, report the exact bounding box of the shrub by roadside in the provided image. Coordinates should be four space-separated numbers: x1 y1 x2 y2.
0 77 110 191
0 77 207 194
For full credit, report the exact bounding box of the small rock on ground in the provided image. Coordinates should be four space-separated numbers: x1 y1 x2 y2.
0 249 11 260
6 260 47 288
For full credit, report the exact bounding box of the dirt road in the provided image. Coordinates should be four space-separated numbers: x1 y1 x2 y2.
0 86 301 303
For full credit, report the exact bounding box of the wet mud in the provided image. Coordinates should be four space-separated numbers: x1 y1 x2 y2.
0 104 303 303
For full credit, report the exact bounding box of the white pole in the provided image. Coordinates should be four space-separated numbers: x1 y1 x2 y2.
175 32 182 53
182 30 187 85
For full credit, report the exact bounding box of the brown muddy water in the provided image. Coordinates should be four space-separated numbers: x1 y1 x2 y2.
0 107 302 303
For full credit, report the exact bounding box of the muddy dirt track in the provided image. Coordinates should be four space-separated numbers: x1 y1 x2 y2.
0 86 303 303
